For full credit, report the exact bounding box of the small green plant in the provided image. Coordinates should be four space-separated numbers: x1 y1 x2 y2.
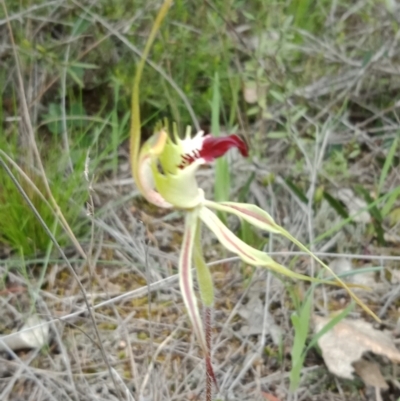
289 289 353 392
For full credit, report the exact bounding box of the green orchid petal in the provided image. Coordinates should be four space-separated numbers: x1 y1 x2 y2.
157 123 188 175
194 220 214 307
179 210 208 355
199 206 348 285
204 200 282 233
204 201 379 321
152 160 204 209
137 130 173 208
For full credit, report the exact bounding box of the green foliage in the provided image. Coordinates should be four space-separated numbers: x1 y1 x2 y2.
0 82 129 256
0 133 87 256
290 289 313 392
290 288 353 392
211 72 230 224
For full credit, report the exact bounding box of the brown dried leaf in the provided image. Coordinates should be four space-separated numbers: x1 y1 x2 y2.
314 315 400 379
352 360 388 390
261 392 282 401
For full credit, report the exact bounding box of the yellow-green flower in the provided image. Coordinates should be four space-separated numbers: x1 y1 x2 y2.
131 121 376 360
129 0 378 385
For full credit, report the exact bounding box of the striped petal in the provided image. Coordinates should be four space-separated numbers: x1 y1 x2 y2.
179 210 207 354
204 201 379 321
204 200 281 233
199 207 334 283
137 130 173 208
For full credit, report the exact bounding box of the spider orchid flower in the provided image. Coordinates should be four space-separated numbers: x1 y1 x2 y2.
132 124 378 361
129 0 378 386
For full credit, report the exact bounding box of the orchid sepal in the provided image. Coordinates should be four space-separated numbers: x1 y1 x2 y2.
199 207 332 284
194 220 214 307
179 210 208 353
203 201 379 320
204 200 281 234
137 130 173 208
180 210 217 386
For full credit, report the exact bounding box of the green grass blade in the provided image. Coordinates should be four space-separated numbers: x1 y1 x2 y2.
130 0 173 188
378 137 399 196
382 186 400 217
212 72 230 224
315 188 399 245
290 290 313 392
307 303 354 352
285 178 308 204
323 191 350 220
355 185 385 245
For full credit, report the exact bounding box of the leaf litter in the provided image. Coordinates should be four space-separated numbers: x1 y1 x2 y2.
313 314 400 391
237 293 282 345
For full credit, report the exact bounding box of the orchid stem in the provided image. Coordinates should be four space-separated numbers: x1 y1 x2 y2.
205 306 212 401
130 0 172 191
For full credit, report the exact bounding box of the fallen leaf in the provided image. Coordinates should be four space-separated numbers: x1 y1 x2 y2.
313 315 400 379
0 316 50 352
237 294 282 345
352 360 388 390
261 392 282 401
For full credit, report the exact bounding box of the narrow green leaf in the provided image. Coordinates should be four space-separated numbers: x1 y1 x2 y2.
382 186 400 217
323 191 350 220
307 303 354 352
378 137 399 195
212 72 230 224
315 190 393 245
355 185 385 245
71 13 91 36
67 67 84 88
238 172 255 203
285 178 308 204
290 290 313 392
68 62 99 69
355 185 383 222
